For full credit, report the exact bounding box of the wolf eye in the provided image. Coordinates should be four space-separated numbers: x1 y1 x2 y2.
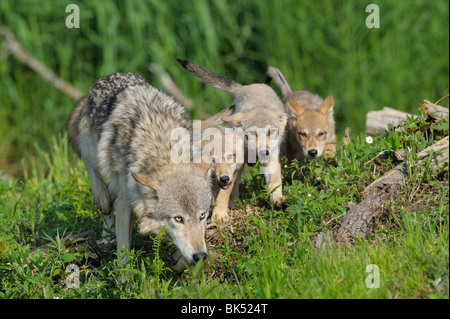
200 212 206 220
318 132 326 137
299 132 307 137
174 216 184 224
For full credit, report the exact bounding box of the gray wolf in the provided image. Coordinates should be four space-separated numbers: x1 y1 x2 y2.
266 66 336 162
177 59 291 207
66 72 212 267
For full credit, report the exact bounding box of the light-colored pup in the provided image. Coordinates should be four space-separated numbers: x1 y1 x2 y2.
197 119 244 221
267 66 336 162
66 72 212 268
177 59 290 207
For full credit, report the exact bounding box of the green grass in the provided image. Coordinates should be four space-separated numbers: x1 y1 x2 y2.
0 0 448 300
0 0 448 175
0 112 448 299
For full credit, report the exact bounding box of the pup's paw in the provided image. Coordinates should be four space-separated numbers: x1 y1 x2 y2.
212 206 230 222
273 196 287 209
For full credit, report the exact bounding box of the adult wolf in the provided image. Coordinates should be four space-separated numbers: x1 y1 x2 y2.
177 59 291 207
66 72 211 267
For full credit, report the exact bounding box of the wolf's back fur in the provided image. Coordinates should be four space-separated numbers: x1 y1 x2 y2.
66 96 88 156
97 84 193 180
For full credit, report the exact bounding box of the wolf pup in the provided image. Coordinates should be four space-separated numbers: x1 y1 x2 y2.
177 59 290 207
66 72 212 267
267 66 336 162
197 118 244 221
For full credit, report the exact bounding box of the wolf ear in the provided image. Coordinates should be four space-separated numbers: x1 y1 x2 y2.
273 110 295 122
132 173 158 191
195 161 213 182
222 112 244 126
288 98 305 116
318 95 334 115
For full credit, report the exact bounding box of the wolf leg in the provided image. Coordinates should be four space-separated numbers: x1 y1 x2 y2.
115 191 133 264
229 163 244 208
264 159 285 207
101 178 119 239
323 140 336 161
86 166 113 215
212 186 233 221
79 129 113 216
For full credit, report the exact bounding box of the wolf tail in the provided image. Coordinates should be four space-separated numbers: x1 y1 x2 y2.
177 58 243 96
66 96 88 157
266 66 292 97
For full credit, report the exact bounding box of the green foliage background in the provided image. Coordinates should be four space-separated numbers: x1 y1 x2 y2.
0 0 448 175
0 0 448 299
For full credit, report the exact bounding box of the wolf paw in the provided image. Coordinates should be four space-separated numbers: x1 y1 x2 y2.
171 250 187 273
212 206 230 222
95 192 113 216
273 196 287 209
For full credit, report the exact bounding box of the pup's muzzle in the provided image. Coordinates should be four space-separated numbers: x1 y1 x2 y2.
258 149 271 163
308 149 318 158
218 175 231 189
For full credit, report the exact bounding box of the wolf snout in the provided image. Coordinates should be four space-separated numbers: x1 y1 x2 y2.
219 175 231 189
258 149 271 162
193 251 207 262
308 149 318 158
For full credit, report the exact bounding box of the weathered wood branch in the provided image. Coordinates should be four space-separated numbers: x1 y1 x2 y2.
366 98 448 136
0 25 82 100
365 107 416 135
421 99 449 122
336 136 449 242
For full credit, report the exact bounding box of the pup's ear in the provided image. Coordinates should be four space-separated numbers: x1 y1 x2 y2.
222 112 244 126
195 161 213 180
288 98 305 116
318 95 334 115
132 173 158 191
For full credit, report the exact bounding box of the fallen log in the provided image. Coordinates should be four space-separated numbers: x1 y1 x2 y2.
366 99 449 136
336 136 449 242
421 99 449 122
365 107 415 136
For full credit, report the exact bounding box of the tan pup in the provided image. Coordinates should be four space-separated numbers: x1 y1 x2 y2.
267 66 336 162
197 120 244 221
